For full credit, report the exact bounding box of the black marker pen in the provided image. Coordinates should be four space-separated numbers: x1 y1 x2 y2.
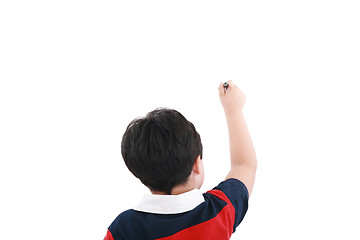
223 82 229 93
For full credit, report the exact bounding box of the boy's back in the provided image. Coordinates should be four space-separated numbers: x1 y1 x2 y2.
104 81 257 240
105 179 248 240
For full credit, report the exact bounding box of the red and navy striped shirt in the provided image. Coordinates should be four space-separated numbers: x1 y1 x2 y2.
104 178 248 240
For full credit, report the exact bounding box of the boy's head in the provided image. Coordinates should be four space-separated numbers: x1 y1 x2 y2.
121 108 203 195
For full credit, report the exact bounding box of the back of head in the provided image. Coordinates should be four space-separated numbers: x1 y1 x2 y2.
121 108 203 195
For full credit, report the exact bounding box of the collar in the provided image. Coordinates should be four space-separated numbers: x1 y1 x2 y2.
134 189 205 214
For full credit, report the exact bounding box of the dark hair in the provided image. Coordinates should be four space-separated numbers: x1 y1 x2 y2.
121 108 203 194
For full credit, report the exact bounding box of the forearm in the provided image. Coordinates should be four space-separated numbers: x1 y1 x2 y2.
225 111 257 169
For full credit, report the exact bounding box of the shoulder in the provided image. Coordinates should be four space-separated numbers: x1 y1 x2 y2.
109 209 145 228
206 178 249 204
112 209 136 223
108 209 133 230
212 178 249 200
108 209 145 239
205 178 249 232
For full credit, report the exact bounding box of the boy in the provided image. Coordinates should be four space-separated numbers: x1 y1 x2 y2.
104 81 257 240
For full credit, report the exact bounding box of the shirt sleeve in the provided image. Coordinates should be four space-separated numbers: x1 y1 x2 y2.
213 178 249 231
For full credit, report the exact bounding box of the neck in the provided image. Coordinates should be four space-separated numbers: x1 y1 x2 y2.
151 182 197 195
150 169 203 195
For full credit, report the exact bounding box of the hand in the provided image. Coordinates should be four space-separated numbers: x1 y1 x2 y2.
218 80 246 115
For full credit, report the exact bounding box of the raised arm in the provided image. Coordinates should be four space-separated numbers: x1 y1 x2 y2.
219 80 257 197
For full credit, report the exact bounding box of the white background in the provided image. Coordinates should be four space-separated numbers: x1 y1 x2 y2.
1 1 359 239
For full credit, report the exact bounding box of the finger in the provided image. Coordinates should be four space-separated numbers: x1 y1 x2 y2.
218 82 225 95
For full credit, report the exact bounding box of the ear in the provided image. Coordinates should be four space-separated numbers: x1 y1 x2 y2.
192 155 202 174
